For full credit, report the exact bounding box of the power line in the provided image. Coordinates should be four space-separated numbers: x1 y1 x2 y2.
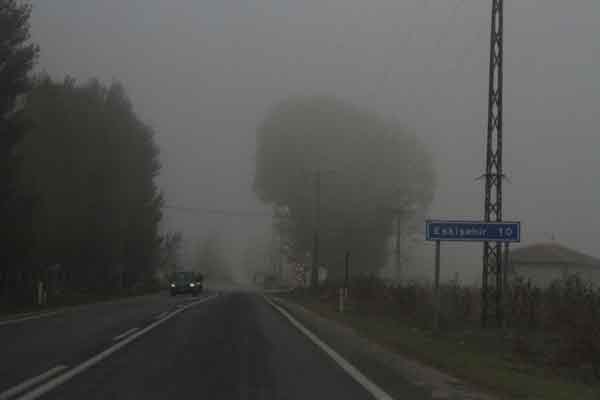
163 205 272 218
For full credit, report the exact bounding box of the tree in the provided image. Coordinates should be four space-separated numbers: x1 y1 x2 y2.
254 96 435 278
0 0 39 297
20 76 163 292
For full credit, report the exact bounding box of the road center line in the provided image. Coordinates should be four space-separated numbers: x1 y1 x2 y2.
154 311 168 320
15 294 219 400
0 365 67 400
263 296 394 400
112 328 139 342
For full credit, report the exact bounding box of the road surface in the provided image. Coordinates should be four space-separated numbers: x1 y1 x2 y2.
0 290 381 399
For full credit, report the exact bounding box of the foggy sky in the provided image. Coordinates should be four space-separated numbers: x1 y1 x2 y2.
30 0 600 282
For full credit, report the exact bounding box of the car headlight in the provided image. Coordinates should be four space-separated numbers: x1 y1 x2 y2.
189 283 195 287
170 283 175 288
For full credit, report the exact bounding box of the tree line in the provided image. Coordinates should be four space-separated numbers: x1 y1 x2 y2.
0 1 171 305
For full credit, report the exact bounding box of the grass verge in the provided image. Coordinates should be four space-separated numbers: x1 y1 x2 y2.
283 294 600 400
0 289 161 319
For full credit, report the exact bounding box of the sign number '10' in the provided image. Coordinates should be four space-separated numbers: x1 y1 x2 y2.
499 227 512 237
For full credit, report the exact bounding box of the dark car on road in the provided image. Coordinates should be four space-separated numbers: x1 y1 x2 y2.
170 271 203 296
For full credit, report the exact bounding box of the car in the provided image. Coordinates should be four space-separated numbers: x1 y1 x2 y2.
169 271 203 296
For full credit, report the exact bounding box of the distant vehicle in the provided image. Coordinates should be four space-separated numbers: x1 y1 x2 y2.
170 271 203 296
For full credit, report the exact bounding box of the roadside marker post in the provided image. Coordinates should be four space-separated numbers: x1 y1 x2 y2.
344 250 350 298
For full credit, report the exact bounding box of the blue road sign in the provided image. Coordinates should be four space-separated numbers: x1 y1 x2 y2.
426 220 521 242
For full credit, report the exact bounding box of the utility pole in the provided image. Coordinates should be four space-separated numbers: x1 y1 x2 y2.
482 0 504 328
278 228 284 282
386 207 405 281
273 206 290 283
311 170 321 288
271 216 277 276
395 215 402 280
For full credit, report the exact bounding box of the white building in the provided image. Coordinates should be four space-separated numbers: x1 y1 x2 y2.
509 242 600 288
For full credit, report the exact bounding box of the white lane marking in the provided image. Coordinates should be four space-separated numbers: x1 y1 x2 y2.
0 311 63 327
154 311 168 320
0 365 67 400
263 288 294 294
112 328 139 342
15 294 219 400
263 296 394 400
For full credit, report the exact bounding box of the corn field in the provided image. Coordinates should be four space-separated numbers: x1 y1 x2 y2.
312 274 600 381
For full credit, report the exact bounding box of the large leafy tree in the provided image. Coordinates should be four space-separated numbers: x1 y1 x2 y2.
20 77 163 291
254 96 435 278
0 0 38 296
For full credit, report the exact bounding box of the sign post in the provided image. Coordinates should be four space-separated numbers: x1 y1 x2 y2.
434 240 441 331
425 220 521 331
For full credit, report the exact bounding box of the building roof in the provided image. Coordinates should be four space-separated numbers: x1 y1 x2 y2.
510 242 600 268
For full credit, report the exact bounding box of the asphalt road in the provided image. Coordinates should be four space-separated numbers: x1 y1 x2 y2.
0 290 377 400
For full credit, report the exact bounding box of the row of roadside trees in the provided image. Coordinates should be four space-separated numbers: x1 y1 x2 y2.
0 1 173 306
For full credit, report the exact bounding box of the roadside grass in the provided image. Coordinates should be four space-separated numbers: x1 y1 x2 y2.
0 288 161 319
284 294 600 400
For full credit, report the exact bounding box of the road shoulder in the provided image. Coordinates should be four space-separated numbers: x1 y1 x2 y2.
271 296 496 400
0 292 165 325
